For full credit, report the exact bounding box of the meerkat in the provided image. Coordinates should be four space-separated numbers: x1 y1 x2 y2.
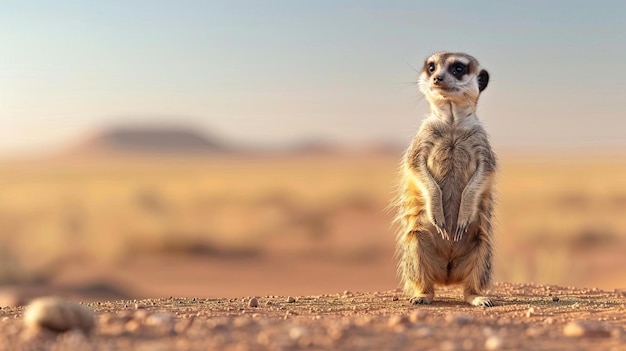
395 51 496 307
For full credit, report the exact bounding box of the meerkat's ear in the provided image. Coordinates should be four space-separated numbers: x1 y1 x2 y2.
478 70 489 92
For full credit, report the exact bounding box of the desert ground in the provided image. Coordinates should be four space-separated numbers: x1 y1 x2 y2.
1 283 625 350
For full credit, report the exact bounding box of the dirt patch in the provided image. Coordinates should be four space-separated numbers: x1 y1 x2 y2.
1 283 625 350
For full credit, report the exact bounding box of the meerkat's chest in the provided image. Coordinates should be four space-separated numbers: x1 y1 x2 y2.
425 130 478 184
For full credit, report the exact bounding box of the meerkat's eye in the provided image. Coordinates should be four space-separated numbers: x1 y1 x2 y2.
428 62 435 73
453 63 466 75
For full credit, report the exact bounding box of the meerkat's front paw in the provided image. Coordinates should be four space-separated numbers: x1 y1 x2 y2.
432 216 448 240
454 210 476 241
453 220 470 242
428 206 448 240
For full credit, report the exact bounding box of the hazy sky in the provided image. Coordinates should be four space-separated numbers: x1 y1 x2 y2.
2 1 626 155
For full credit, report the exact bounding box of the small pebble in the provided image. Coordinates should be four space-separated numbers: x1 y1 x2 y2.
145 313 174 330
125 319 141 333
175 316 196 334
233 317 252 327
440 341 458 351
133 309 147 321
485 335 503 350
256 331 271 346
445 313 473 325
526 326 545 337
552 296 560 302
288 326 309 340
248 298 259 308
327 326 344 340
498 317 512 326
563 321 611 338
387 314 409 328
416 327 432 337
482 327 495 337
409 309 428 322
525 307 535 318
287 297 296 303
462 339 474 350
355 316 372 326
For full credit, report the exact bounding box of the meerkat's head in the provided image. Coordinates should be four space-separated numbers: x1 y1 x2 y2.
418 52 489 106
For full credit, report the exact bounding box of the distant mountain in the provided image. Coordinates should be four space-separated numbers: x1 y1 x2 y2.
286 139 340 155
61 125 404 158
68 126 226 156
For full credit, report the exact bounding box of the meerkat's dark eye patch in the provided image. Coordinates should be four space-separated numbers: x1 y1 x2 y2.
428 62 436 73
449 62 467 79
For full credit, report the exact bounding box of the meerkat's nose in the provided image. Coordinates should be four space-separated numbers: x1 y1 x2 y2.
433 75 444 84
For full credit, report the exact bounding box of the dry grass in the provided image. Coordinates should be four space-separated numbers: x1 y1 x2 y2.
495 156 626 286
0 153 624 291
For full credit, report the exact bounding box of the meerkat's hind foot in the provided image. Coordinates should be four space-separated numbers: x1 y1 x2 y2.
409 296 431 305
465 294 494 307
409 293 434 305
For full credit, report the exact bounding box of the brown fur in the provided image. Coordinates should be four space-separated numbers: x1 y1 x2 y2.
394 52 497 307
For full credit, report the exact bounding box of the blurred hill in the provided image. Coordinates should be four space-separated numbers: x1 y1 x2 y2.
66 126 226 156
59 125 404 158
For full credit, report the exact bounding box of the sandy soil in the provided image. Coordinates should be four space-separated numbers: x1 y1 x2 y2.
1 283 625 351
